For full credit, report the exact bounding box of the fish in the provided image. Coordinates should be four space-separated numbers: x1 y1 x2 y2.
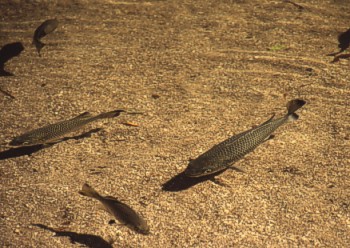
79 183 150 235
33 19 58 56
184 99 306 177
9 110 125 146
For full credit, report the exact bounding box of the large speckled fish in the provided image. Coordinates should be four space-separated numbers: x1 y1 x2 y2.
79 183 150 235
185 99 306 177
33 19 58 56
9 110 125 146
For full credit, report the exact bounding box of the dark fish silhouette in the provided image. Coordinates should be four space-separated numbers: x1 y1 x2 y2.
79 183 150 235
33 19 58 56
0 42 24 76
185 99 306 177
9 110 124 146
337 28 350 53
328 28 350 56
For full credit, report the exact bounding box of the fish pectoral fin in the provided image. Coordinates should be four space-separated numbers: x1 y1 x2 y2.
263 134 275 142
260 113 276 126
40 142 58 148
75 112 93 119
41 138 66 147
210 177 228 187
228 165 245 173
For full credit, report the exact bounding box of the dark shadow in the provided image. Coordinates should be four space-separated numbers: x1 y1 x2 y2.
284 0 304 10
338 29 350 52
0 88 15 99
32 224 113 248
0 42 24 76
331 53 350 63
0 144 45 160
0 128 102 161
327 28 350 56
61 128 103 142
282 166 302 175
162 169 229 192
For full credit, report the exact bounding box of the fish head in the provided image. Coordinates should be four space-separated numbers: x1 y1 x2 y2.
9 134 41 146
9 137 32 146
184 156 223 177
134 222 150 235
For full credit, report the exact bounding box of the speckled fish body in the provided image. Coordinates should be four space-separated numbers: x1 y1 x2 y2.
185 99 306 177
79 184 150 235
9 110 124 146
33 19 58 55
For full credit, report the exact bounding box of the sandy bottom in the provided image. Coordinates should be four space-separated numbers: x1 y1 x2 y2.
0 0 349 247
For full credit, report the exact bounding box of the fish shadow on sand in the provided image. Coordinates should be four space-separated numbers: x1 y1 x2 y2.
0 128 102 160
162 169 230 192
32 224 113 248
0 42 24 76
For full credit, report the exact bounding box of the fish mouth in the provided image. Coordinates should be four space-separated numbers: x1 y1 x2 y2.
137 227 150 235
8 139 24 146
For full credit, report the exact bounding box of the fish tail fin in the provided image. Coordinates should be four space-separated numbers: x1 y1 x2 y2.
286 99 306 117
33 40 45 56
79 183 102 200
288 113 299 121
95 109 125 119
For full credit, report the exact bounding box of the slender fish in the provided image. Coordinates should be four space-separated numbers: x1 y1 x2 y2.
33 19 58 56
185 99 306 177
79 183 150 235
9 110 124 146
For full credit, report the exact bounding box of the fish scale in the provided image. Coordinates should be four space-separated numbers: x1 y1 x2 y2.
22 116 92 142
185 99 305 177
9 110 124 146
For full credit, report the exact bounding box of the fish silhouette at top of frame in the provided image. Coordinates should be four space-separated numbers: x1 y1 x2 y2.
33 19 58 56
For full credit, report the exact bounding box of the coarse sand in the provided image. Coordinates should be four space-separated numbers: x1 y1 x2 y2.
0 0 349 247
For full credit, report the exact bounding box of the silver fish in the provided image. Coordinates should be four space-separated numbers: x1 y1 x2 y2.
185 99 306 177
33 19 58 56
79 183 150 235
9 110 124 146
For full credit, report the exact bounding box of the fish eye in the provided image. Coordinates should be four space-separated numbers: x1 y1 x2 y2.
204 168 212 174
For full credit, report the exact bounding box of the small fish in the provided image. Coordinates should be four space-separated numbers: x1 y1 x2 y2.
185 99 306 177
9 110 124 146
33 19 58 56
79 183 150 235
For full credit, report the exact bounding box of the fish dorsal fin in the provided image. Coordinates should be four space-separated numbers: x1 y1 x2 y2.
220 114 275 147
74 112 93 119
260 114 275 126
